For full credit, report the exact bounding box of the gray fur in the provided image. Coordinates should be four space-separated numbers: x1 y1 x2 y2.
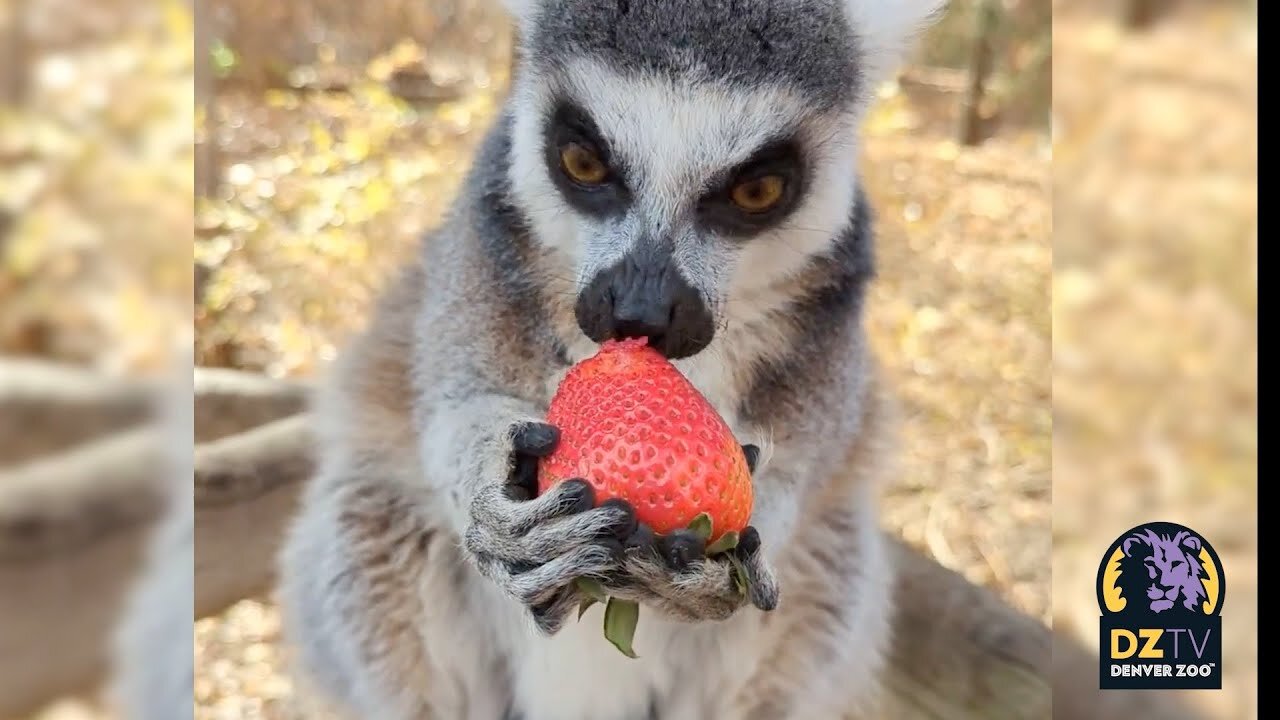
277 1 944 718
527 0 861 109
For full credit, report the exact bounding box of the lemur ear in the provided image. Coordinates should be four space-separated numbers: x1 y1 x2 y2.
843 0 949 89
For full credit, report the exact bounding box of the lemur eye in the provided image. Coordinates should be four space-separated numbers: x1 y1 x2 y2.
559 143 609 186
730 175 786 213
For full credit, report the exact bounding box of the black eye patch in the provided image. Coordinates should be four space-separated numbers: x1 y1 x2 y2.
696 137 807 237
541 100 631 218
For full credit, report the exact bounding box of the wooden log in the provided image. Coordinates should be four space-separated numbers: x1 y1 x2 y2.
0 359 154 466
885 537 1050 718
194 413 314 617
0 359 310 466
191 366 310 442
0 412 314 718
0 428 168 718
0 398 1212 719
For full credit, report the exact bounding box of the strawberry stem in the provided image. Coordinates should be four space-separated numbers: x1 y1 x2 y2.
728 554 749 597
687 512 713 542
705 530 740 556
602 597 640 658
575 577 608 603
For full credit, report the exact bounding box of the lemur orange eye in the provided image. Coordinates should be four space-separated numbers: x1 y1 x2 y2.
560 143 609 185
730 175 785 213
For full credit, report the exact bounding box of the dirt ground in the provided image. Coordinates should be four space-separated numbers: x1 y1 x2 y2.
1 0 1255 718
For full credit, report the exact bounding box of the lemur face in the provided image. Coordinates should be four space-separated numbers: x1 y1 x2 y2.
504 0 944 358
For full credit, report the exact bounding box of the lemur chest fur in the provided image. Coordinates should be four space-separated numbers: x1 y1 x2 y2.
503 592 762 720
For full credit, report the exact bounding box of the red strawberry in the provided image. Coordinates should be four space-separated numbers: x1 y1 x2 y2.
538 337 752 544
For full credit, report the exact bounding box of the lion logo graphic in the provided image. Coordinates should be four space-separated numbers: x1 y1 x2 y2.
1121 528 1209 613
1099 521 1222 618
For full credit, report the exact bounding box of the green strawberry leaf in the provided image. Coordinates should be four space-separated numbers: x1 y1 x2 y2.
602 597 640 659
578 596 599 619
687 512 713 542
575 577 608 603
704 531 740 556
728 554 749 598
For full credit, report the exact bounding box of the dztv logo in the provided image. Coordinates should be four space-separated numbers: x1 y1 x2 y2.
1097 522 1224 689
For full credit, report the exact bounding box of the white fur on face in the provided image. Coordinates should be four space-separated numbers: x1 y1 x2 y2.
508 57 860 330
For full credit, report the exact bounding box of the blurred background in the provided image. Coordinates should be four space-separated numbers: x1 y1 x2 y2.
0 0 1255 718
1051 1 1256 718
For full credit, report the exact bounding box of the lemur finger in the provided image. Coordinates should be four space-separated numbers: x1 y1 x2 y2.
507 453 539 500
472 478 595 539
502 542 621 608
735 526 779 612
511 421 560 457
623 521 657 551
656 558 742 621
736 525 762 556
741 444 760 474
612 534 731 596
529 586 580 636
656 529 707 572
517 499 636 562
506 422 560 500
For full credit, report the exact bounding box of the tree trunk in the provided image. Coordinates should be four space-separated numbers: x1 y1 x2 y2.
1122 0 1161 30
194 0 220 198
1 0 28 106
957 0 999 147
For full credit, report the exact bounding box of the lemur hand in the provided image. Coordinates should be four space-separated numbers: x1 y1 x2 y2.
462 421 638 635
599 444 780 622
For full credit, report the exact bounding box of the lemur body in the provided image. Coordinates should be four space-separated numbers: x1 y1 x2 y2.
278 2 944 718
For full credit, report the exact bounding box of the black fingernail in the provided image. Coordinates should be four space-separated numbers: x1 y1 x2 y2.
625 523 657 552
598 498 638 539
504 484 533 502
659 530 706 572
530 590 570 634
741 444 760 474
513 422 560 457
508 454 539 498
737 526 762 557
560 478 596 513
753 586 779 612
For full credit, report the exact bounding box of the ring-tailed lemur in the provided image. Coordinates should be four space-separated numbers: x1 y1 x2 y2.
277 1 945 718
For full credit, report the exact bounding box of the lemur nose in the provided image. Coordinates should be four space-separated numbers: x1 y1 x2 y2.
574 254 716 360
611 290 675 345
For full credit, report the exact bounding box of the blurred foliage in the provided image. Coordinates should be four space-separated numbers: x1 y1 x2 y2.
0 0 192 372
917 0 1051 133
